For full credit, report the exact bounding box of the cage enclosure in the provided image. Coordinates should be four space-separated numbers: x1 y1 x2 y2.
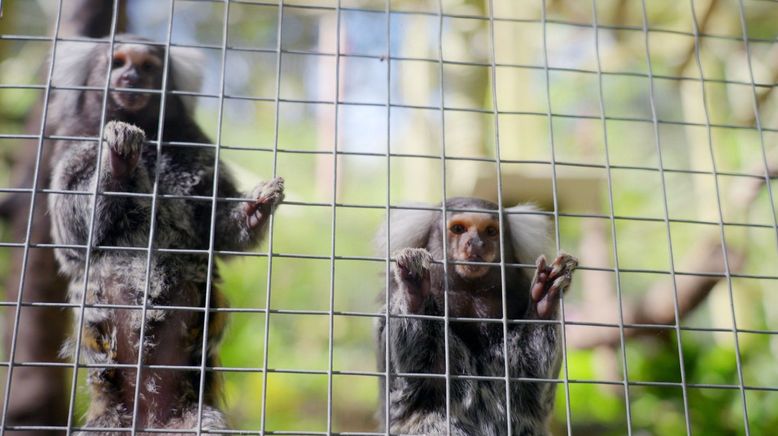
0 0 777 435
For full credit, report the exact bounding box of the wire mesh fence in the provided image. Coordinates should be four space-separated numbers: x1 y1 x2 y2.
0 0 776 434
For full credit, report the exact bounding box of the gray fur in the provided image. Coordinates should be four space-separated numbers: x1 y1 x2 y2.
169 46 204 92
376 198 572 436
50 40 97 116
51 40 95 88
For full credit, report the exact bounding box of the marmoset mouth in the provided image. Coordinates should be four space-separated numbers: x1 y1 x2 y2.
113 92 151 111
461 252 497 263
456 263 490 279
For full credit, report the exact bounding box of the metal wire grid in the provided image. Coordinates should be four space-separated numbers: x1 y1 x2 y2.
0 0 775 434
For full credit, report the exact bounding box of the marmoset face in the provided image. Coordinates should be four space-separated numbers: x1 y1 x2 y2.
109 44 163 112
446 212 501 279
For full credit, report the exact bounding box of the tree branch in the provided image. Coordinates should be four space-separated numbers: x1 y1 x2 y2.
568 157 776 350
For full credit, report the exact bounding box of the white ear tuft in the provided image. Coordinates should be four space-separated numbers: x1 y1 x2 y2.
376 205 438 255
48 40 103 125
51 40 99 88
505 203 550 264
170 46 204 115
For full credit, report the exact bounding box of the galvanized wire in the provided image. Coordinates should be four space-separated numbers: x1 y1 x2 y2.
0 1 776 435
0 0 65 434
129 1 179 433
435 1 454 434
381 0 392 432
57 3 122 434
193 1 233 434
259 1 284 433
590 0 641 433
326 1 343 434
538 1 575 433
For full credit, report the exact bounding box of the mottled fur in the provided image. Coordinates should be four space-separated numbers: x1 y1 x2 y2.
47 36 283 434
376 198 577 436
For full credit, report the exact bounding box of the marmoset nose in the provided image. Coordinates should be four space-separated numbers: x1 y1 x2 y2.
466 235 484 250
119 68 141 87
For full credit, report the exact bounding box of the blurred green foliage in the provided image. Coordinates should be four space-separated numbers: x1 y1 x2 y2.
1 0 777 435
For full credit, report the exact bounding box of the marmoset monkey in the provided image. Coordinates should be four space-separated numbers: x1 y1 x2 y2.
376 197 577 435
47 36 283 433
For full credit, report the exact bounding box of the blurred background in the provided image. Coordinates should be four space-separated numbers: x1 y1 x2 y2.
1 0 777 434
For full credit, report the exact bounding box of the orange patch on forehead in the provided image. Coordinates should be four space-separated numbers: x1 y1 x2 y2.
115 45 162 67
